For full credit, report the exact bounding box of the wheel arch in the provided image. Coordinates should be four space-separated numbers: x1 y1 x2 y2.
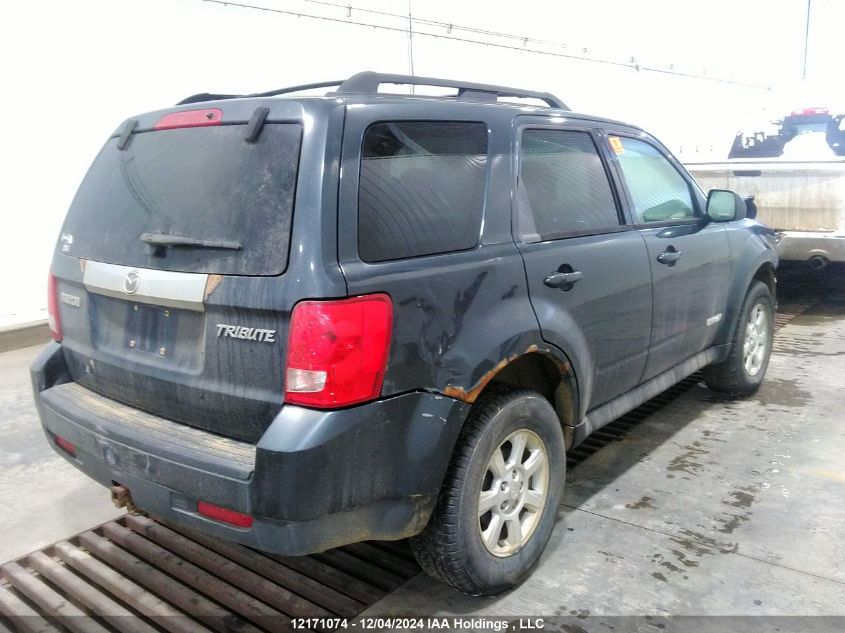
752 261 776 296
720 257 777 352
443 346 581 449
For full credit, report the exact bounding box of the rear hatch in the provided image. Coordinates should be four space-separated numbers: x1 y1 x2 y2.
52 104 306 442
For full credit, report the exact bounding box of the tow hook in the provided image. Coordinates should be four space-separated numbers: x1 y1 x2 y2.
110 484 137 512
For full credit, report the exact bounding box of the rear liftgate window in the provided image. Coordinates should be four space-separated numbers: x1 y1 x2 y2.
358 121 488 262
60 123 303 275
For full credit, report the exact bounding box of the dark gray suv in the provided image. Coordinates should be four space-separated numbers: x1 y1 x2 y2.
32 72 777 595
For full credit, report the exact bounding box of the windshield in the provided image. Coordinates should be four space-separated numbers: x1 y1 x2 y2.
60 123 302 275
729 111 845 159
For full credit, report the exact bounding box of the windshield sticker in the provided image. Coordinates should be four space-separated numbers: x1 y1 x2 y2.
609 136 625 155
60 233 74 253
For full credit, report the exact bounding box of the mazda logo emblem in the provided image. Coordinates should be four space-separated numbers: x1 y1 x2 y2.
123 271 141 295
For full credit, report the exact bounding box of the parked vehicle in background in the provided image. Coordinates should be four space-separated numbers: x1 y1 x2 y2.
32 72 777 595
687 107 845 269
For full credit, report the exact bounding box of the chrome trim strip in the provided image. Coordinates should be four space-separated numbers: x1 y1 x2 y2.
82 261 208 312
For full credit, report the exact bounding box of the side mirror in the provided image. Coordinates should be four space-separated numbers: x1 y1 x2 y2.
706 189 747 222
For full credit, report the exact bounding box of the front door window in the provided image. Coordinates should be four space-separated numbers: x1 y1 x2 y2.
610 136 696 224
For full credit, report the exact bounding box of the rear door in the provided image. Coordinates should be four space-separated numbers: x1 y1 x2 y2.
51 103 333 442
515 120 653 410
603 131 730 381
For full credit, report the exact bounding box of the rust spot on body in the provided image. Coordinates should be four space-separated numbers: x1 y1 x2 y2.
205 274 223 299
443 344 540 403
444 358 512 402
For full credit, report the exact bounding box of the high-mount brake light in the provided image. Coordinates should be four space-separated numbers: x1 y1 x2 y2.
790 107 829 116
285 294 393 408
154 108 223 130
47 273 62 341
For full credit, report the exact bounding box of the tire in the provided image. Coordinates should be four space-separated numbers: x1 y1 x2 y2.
409 386 565 596
703 280 774 396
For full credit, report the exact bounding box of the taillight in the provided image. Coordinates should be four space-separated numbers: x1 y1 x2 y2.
197 501 253 528
47 273 62 341
154 108 223 130
285 294 393 408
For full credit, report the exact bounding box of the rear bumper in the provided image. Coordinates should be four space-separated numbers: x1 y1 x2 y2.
775 230 845 263
31 342 469 555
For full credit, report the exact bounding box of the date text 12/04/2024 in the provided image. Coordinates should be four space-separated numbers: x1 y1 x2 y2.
291 618 546 630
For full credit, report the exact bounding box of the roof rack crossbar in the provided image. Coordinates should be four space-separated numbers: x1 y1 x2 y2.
334 71 569 110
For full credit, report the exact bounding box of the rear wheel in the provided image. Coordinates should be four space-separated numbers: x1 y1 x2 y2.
410 386 565 595
704 280 774 396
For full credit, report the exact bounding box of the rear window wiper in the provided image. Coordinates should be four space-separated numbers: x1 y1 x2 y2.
141 233 242 251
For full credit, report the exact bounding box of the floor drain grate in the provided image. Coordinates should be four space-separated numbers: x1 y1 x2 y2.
565 295 819 468
0 513 418 633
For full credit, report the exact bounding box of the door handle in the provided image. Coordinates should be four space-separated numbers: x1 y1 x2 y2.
657 250 683 266
544 270 583 290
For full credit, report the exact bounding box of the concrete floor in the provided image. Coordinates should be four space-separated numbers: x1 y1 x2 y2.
1 269 844 622
366 273 845 619
0 345 123 565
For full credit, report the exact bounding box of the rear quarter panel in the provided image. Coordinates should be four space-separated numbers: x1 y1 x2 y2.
336 102 575 407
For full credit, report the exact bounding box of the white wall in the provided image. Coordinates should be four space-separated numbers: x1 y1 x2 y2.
0 0 830 325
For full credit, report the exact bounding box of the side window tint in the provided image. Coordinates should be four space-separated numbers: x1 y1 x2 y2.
518 129 620 240
358 121 488 262
610 136 695 223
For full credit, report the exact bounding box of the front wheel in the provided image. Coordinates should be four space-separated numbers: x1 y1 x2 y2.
704 280 774 396
409 386 565 596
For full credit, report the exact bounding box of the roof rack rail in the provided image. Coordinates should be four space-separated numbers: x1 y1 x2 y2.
248 79 346 99
177 92 239 105
334 72 568 109
177 80 346 105
176 71 568 110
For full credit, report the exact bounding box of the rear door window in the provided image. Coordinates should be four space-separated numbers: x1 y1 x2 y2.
358 121 488 262
518 129 622 240
60 123 302 275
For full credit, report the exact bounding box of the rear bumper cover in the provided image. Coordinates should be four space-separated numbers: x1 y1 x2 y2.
775 230 845 262
31 342 469 555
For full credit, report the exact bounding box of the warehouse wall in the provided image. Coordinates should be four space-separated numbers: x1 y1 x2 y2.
0 0 825 324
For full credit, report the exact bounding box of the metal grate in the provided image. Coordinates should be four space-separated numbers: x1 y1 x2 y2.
0 514 418 633
774 296 819 330
565 293 819 467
